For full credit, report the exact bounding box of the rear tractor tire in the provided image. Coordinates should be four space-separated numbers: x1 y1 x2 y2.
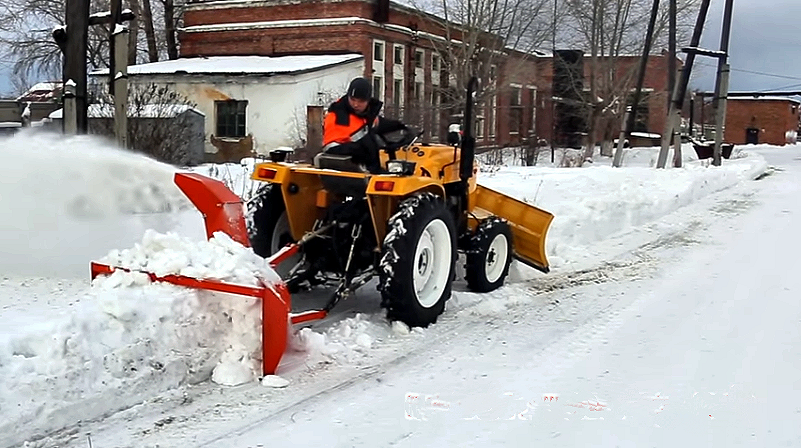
465 217 513 292
246 184 298 277
379 193 456 328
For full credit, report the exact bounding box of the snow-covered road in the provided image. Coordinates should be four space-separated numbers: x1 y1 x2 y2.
39 146 799 448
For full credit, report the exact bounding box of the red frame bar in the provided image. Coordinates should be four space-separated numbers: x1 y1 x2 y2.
90 261 327 376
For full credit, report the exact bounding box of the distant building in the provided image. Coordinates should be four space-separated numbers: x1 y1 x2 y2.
16 82 63 103
724 97 800 146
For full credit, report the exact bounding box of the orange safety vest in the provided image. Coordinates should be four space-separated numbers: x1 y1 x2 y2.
322 111 370 151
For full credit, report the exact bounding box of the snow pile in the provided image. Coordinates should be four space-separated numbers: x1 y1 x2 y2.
98 229 281 286
0 130 202 278
94 230 283 387
0 231 280 445
288 314 420 366
478 146 769 269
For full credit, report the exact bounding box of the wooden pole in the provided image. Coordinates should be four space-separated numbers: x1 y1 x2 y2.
712 0 735 166
113 26 129 148
64 0 90 133
63 80 78 134
612 0 660 168
657 0 712 168
612 106 631 167
668 0 677 111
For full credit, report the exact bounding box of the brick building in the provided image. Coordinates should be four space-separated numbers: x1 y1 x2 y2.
180 0 679 149
724 97 800 146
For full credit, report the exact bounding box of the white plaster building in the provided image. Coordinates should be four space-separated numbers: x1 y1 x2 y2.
92 54 365 161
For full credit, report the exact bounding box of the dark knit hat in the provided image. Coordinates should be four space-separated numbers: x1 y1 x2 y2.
347 77 372 100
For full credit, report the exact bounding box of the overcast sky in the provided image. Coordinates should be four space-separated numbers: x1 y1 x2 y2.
1 0 799 97
692 0 801 93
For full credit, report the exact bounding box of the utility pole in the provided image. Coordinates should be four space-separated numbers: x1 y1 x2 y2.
613 0 660 168
657 0 712 168
110 0 130 148
669 0 682 167
668 0 676 111
53 0 134 142
62 0 90 134
712 0 735 166
551 0 557 163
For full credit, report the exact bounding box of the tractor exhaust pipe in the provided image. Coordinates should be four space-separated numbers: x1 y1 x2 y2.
459 76 479 182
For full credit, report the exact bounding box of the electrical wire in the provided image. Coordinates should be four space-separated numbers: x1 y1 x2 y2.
695 61 801 82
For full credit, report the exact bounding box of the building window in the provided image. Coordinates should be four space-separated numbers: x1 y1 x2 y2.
528 88 537 132
374 41 384 62
432 54 440 72
373 76 383 101
431 90 440 139
415 82 423 102
215 100 247 137
393 79 403 107
510 86 522 134
629 92 650 132
394 45 404 65
415 50 424 68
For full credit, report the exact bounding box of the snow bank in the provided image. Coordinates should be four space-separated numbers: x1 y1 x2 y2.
0 231 280 446
0 130 202 278
478 146 769 269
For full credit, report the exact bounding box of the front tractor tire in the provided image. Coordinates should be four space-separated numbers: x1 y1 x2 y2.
379 193 457 328
465 217 513 292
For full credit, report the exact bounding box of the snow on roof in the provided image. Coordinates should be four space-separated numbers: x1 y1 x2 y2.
16 81 63 101
631 131 661 139
90 54 363 77
26 81 61 92
727 96 801 104
49 104 205 119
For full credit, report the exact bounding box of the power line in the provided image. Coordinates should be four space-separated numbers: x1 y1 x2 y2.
757 82 801 93
696 61 801 81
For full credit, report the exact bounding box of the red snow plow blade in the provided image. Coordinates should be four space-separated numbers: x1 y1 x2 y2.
90 173 328 376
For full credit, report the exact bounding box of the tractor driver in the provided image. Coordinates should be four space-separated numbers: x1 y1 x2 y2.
321 77 407 173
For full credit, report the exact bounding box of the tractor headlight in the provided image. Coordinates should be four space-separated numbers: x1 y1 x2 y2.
386 160 416 175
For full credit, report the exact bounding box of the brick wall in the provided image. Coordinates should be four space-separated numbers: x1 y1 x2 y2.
180 0 677 147
725 99 800 145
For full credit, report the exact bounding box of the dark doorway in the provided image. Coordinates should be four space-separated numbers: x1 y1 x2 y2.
746 127 759 144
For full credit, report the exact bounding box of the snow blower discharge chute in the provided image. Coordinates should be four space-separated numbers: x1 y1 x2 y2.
90 77 555 376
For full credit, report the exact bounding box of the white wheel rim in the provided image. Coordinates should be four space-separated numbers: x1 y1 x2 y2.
270 211 299 277
413 219 452 308
485 233 509 284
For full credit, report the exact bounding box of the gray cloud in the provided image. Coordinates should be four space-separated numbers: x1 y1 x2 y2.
692 0 801 93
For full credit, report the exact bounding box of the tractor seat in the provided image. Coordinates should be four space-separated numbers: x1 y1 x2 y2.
313 153 368 173
313 152 370 198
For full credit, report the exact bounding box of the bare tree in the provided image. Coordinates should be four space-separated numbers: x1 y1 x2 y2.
161 0 178 60
92 82 203 165
406 0 554 133
559 0 700 160
0 0 185 93
140 0 158 62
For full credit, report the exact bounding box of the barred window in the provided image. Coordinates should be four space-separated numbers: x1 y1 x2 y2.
215 100 247 137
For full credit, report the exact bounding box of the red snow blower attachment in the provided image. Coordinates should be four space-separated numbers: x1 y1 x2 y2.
90 173 322 376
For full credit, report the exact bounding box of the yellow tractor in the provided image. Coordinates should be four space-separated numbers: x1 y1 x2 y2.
246 77 553 328
91 77 553 376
